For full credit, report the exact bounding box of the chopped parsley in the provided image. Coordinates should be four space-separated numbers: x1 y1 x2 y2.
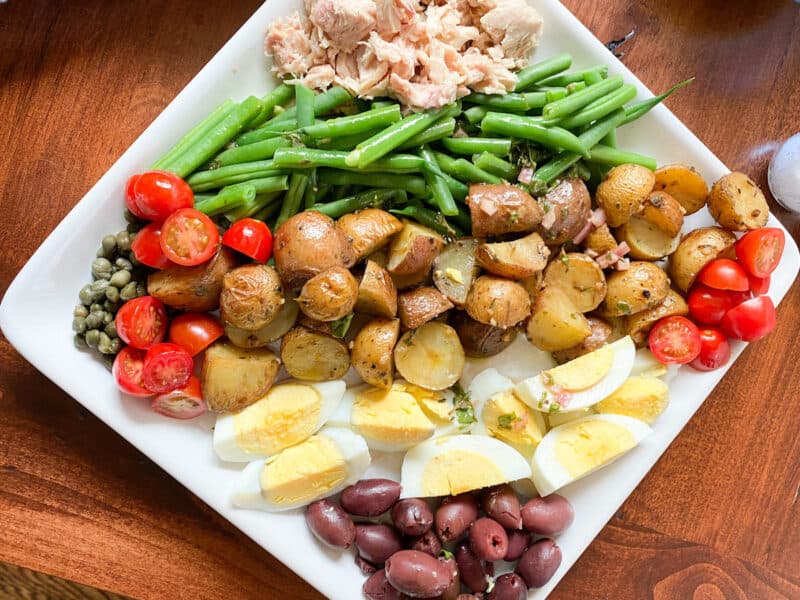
548 403 561 414
330 313 354 338
497 413 520 429
616 301 632 315
452 382 476 426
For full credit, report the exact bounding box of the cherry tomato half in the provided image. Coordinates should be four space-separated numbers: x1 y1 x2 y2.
142 342 194 393
168 313 224 356
696 258 749 292
687 284 749 325
160 208 220 266
112 346 153 397
115 296 167 350
131 222 173 269
130 170 194 222
748 273 770 295
648 316 702 364
222 218 273 263
151 376 207 419
720 295 776 342
735 228 785 278
125 174 146 219
689 327 731 372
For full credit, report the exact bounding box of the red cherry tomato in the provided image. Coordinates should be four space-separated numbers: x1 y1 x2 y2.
168 313 224 356
720 296 776 342
112 346 153 397
125 174 146 219
130 170 194 222
160 208 220 266
687 284 749 325
151 376 207 419
689 327 731 372
131 223 173 269
115 296 167 350
222 218 273 263
142 342 194 393
735 228 785 278
747 273 770 295
648 316 702 364
696 258 749 292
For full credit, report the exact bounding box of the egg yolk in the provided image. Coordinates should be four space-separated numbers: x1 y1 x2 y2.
259 435 347 506
421 449 505 496
554 420 636 478
482 391 546 452
543 345 614 391
399 382 451 423
352 387 435 446
234 383 321 455
595 376 669 424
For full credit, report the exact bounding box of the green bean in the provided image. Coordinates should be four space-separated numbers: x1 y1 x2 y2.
546 89 567 103
311 189 407 218
247 175 289 194
542 75 624 120
621 78 695 126
194 183 256 216
301 105 402 139
600 129 617 148
317 168 429 197
187 160 284 191
439 172 469 201
276 172 310 226
303 169 319 209
236 118 316 146
466 92 546 112
294 85 316 129
473 152 519 181
480 112 588 156
515 53 573 92
583 69 604 87
274 147 424 173
249 84 295 128
397 118 457 150
253 196 283 222
557 84 637 130
346 105 458 168
265 85 352 126
332 184 353 201
371 100 396 110
537 65 608 87
390 205 458 237
574 161 592 181
586 144 657 170
317 128 384 150
212 136 292 167
161 96 263 178
225 190 282 221
420 145 457 216
464 106 489 125
441 137 511 156
452 202 472 234
152 100 236 170
431 151 502 184
567 81 587 94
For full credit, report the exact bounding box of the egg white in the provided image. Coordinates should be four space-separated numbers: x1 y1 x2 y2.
460 333 556 388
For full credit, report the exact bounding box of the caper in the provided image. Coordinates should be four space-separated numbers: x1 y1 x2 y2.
105 321 117 338
97 332 113 354
96 247 106 258
90 303 104 313
129 253 142 268
136 282 147 297
109 269 131 288
105 286 120 303
104 299 120 313
109 338 122 354
116 231 132 251
74 334 88 349
120 282 138 301
85 312 103 330
74 305 89 318
103 311 113 325
115 257 133 271
85 329 101 348
79 285 94 305
72 317 87 333
91 258 113 280
91 279 110 293
102 235 118 255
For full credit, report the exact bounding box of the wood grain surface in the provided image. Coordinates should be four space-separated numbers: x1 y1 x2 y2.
1 0 798 599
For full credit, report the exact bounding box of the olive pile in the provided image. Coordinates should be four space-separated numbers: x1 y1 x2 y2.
72 229 148 357
305 479 574 599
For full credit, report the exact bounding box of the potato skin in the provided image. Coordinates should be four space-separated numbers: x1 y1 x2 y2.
601 261 670 317
336 209 403 261
552 316 613 364
596 164 655 227
351 318 401 389
584 224 618 256
543 252 607 312
398 287 454 330
224 295 299 348
201 341 280 412
537 178 591 245
273 211 356 290
467 184 543 237
297 266 358 322
450 311 517 358
147 247 238 312
526 286 591 352
476 232 550 280
653 164 708 216
707 171 769 231
667 226 736 292
626 289 689 346
280 326 350 381
640 191 685 237
432 238 480 306
355 260 398 318
465 276 531 329
386 220 443 277
219 264 284 331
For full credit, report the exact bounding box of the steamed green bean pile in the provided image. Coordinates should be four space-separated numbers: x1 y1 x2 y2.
152 52 692 235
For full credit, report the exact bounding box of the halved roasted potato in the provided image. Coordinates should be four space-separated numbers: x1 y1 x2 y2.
394 322 465 390
596 164 655 227
224 295 300 348
601 261 670 316
526 286 591 352
201 341 280 413
537 178 592 245
351 318 400 389
280 326 350 381
220 264 284 331
398 287 454 330
465 275 531 329
450 311 518 358
584 223 618 256
640 191 684 237
336 208 403 261
618 216 681 260
476 232 550 279
626 289 689 346
297 266 358 322
653 164 708 215
551 316 613 364
707 171 769 231
386 220 444 277
667 226 737 292
543 252 607 312
432 238 480 306
355 259 397 318
467 183 543 237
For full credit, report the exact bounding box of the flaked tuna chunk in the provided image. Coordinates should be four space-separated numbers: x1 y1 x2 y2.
366 32 416 80
480 0 543 64
265 13 314 75
303 64 336 89
355 43 391 97
461 48 516 94
309 0 377 52
376 0 419 36
389 73 458 109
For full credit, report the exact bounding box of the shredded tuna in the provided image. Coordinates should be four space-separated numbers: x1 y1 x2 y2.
517 167 533 184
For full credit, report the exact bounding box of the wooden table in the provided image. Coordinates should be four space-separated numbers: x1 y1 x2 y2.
1 0 798 598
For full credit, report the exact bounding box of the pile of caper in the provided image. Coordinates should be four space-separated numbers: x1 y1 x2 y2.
72 228 149 357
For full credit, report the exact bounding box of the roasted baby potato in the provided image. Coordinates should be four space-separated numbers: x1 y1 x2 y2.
707 171 769 231
273 211 356 290
476 232 550 279
596 164 655 227
386 220 444 277
336 208 403 261
551 316 613 364
201 341 280 412
355 260 398 318
626 289 689 345
601 261 670 316
526 286 591 352
465 276 531 329
639 191 685 237
667 226 737 292
537 178 591 245
394 322 465 390
450 311 517 358
351 318 401 389
297 266 358 322
467 183 543 237
653 164 708 215
542 252 607 312
224 295 299 348
519 272 543 304
432 238 480 306
618 216 681 260
280 326 350 381
147 247 238 312
219 264 284 331
398 287 454 330
584 223 618 256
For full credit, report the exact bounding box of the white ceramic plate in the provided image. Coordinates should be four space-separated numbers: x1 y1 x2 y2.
2 1 798 598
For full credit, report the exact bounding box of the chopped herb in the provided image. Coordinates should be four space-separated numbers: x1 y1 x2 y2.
560 252 570 267
331 313 354 338
542 201 552 213
452 382 476 426
548 403 561 413
544 372 555 386
498 413 520 429
509 211 520 224
616 301 632 315
440 549 454 560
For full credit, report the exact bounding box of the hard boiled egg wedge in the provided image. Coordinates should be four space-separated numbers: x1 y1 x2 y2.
400 434 532 498
232 427 370 512
515 336 635 413
532 413 652 496
214 380 346 462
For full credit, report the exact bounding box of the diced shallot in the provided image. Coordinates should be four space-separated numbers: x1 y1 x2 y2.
589 208 607 228
615 257 631 271
517 167 533 184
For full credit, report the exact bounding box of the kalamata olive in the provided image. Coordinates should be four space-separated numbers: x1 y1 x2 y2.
392 499 434 536
487 573 527 600
356 524 404 564
481 484 522 530
504 529 531 562
521 494 574 535
469 518 508 562
363 569 408 600
440 557 461 600
385 550 455 598
409 529 442 556
305 499 355 549
456 595 483 600
435 493 479 543
455 542 490 593
341 479 402 516
516 538 562 589
356 555 378 576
